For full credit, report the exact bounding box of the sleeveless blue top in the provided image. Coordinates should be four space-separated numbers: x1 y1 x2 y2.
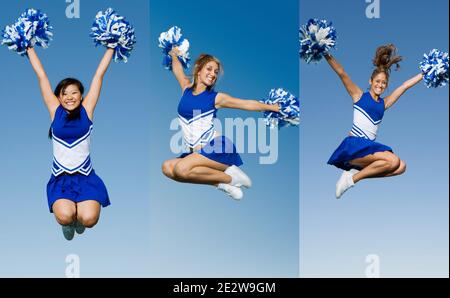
178 88 218 148
51 105 93 176
350 92 385 141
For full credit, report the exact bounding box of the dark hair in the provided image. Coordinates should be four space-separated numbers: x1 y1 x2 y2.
48 78 85 139
371 44 403 82
192 54 222 91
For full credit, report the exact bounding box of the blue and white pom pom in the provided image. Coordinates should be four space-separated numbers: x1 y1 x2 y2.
262 88 300 129
299 18 337 63
158 26 191 70
1 8 53 56
90 8 136 63
420 49 449 88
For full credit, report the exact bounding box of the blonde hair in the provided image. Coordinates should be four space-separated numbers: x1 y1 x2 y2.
192 54 222 90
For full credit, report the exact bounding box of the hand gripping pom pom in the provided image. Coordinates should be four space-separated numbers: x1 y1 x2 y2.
1 8 53 56
299 18 337 63
90 8 136 63
420 49 449 88
158 26 191 70
262 88 300 129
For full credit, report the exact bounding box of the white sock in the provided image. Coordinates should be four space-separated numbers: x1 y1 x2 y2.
347 172 355 187
224 167 234 184
336 170 356 199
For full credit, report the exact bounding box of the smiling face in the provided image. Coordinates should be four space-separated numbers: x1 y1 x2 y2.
192 54 222 90
197 61 220 87
58 84 83 112
369 72 388 97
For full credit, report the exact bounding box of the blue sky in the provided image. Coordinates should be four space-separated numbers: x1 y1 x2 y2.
0 0 299 277
300 0 449 277
0 0 152 277
148 0 299 277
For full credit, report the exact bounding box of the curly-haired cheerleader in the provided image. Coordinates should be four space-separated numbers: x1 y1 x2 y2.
325 44 424 198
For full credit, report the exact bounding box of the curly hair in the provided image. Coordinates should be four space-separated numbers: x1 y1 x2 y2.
370 44 403 82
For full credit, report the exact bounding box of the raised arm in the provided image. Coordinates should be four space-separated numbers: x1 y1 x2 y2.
384 73 423 110
26 47 60 119
169 47 191 91
215 93 279 112
83 48 114 119
324 53 363 102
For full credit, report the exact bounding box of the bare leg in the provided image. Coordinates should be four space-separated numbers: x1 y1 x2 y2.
172 153 231 185
386 160 407 177
76 200 101 228
162 158 182 180
350 151 404 183
53 199 77 226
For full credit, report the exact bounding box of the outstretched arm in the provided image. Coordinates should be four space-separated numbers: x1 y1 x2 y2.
26 47 60 119
324 53 363 102
169 47 191 91
215 93 279 112
384 73 423 110
83 48 114 119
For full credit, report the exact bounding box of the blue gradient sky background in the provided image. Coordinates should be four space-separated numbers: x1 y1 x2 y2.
0 0 299 277
0 0 153 277
148 0 299 277
300 0 449 277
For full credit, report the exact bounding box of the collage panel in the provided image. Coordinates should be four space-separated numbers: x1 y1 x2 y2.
148 0 300 277
0 0 153 277
300 0 449 277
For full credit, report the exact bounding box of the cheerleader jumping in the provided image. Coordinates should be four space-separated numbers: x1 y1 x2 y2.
162 48 281 200
325 44 424 198
2 8 135 240
27 47 113 240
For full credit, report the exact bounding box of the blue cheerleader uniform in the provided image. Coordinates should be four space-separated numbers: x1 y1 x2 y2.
328 92 393 171
177 87 243 166
46 105 110 212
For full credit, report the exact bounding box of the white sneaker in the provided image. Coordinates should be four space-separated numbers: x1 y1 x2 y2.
74 221 86 235
217 183 244 200
335 170 356 199
225 166 252 188
62 224 75 241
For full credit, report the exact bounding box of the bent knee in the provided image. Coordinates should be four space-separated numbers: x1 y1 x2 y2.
162 161 174 178
78 214 99 228
383 153 401 172
173 163 191 180
397 160 407 175
55 211 76 226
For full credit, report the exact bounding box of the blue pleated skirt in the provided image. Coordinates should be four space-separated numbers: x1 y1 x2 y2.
46 170 110 213
328 136 393 171
179 136 243 167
